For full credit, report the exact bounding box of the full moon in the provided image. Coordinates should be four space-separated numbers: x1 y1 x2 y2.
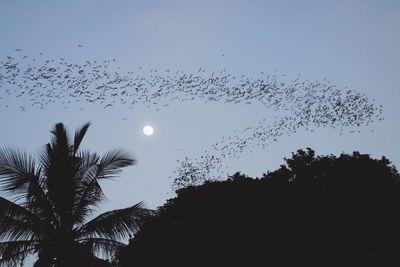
143 125 154 136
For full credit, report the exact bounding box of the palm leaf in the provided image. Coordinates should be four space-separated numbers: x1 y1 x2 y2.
0 240 38 267
78 237 125 259
73 122 91 154
0 197 45 241
0 148 37 196
26 175 58 228
0 196 44 230
72 179 103 225
72 150 135 225
97 149 136 180
71 152 104 224
38 144 54 185
0 216 39 242
49 123 70 155
76 202 152 241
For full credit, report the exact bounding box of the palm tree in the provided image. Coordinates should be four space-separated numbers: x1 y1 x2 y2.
0 122 151 267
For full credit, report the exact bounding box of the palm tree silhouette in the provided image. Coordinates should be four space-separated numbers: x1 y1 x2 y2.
0 122 150 266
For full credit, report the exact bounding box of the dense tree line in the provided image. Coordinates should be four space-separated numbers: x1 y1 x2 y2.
118 149 400 266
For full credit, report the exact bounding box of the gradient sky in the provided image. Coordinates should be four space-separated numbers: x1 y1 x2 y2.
1 0 399 217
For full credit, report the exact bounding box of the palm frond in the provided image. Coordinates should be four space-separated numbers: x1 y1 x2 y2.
0 196 44 229
37 144 52 188
73 122 91 154
78 237 126 259
50 123 71 155
73 151 101 188
0 197 44 241
97 149 136 180
26 175 58 228
71 150 135 225
72 179 103 225
76 202 152 241
71 152 103 224
0 148 37 196
0 216 39 242
0 240 38 267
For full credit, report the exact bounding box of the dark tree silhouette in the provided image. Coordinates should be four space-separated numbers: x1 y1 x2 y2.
0 122 151 267
118 149 400 267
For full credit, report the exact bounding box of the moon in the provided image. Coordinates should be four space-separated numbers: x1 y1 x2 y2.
143 125 154 136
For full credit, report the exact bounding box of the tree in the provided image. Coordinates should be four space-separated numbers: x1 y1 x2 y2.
0 122 151 267
119 149 400 267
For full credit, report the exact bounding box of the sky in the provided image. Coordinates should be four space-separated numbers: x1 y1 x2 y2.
0 0 399 215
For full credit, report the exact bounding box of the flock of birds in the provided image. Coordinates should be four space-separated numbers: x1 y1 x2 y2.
0 51 384 189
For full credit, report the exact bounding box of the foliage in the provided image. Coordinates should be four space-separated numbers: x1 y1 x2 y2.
0 122 151 267
119 149 400 266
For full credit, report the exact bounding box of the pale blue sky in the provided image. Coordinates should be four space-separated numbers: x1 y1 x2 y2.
1 0 399 212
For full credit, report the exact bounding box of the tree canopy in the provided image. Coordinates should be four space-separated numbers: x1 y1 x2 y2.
0 122 151 267
119 148 400 267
